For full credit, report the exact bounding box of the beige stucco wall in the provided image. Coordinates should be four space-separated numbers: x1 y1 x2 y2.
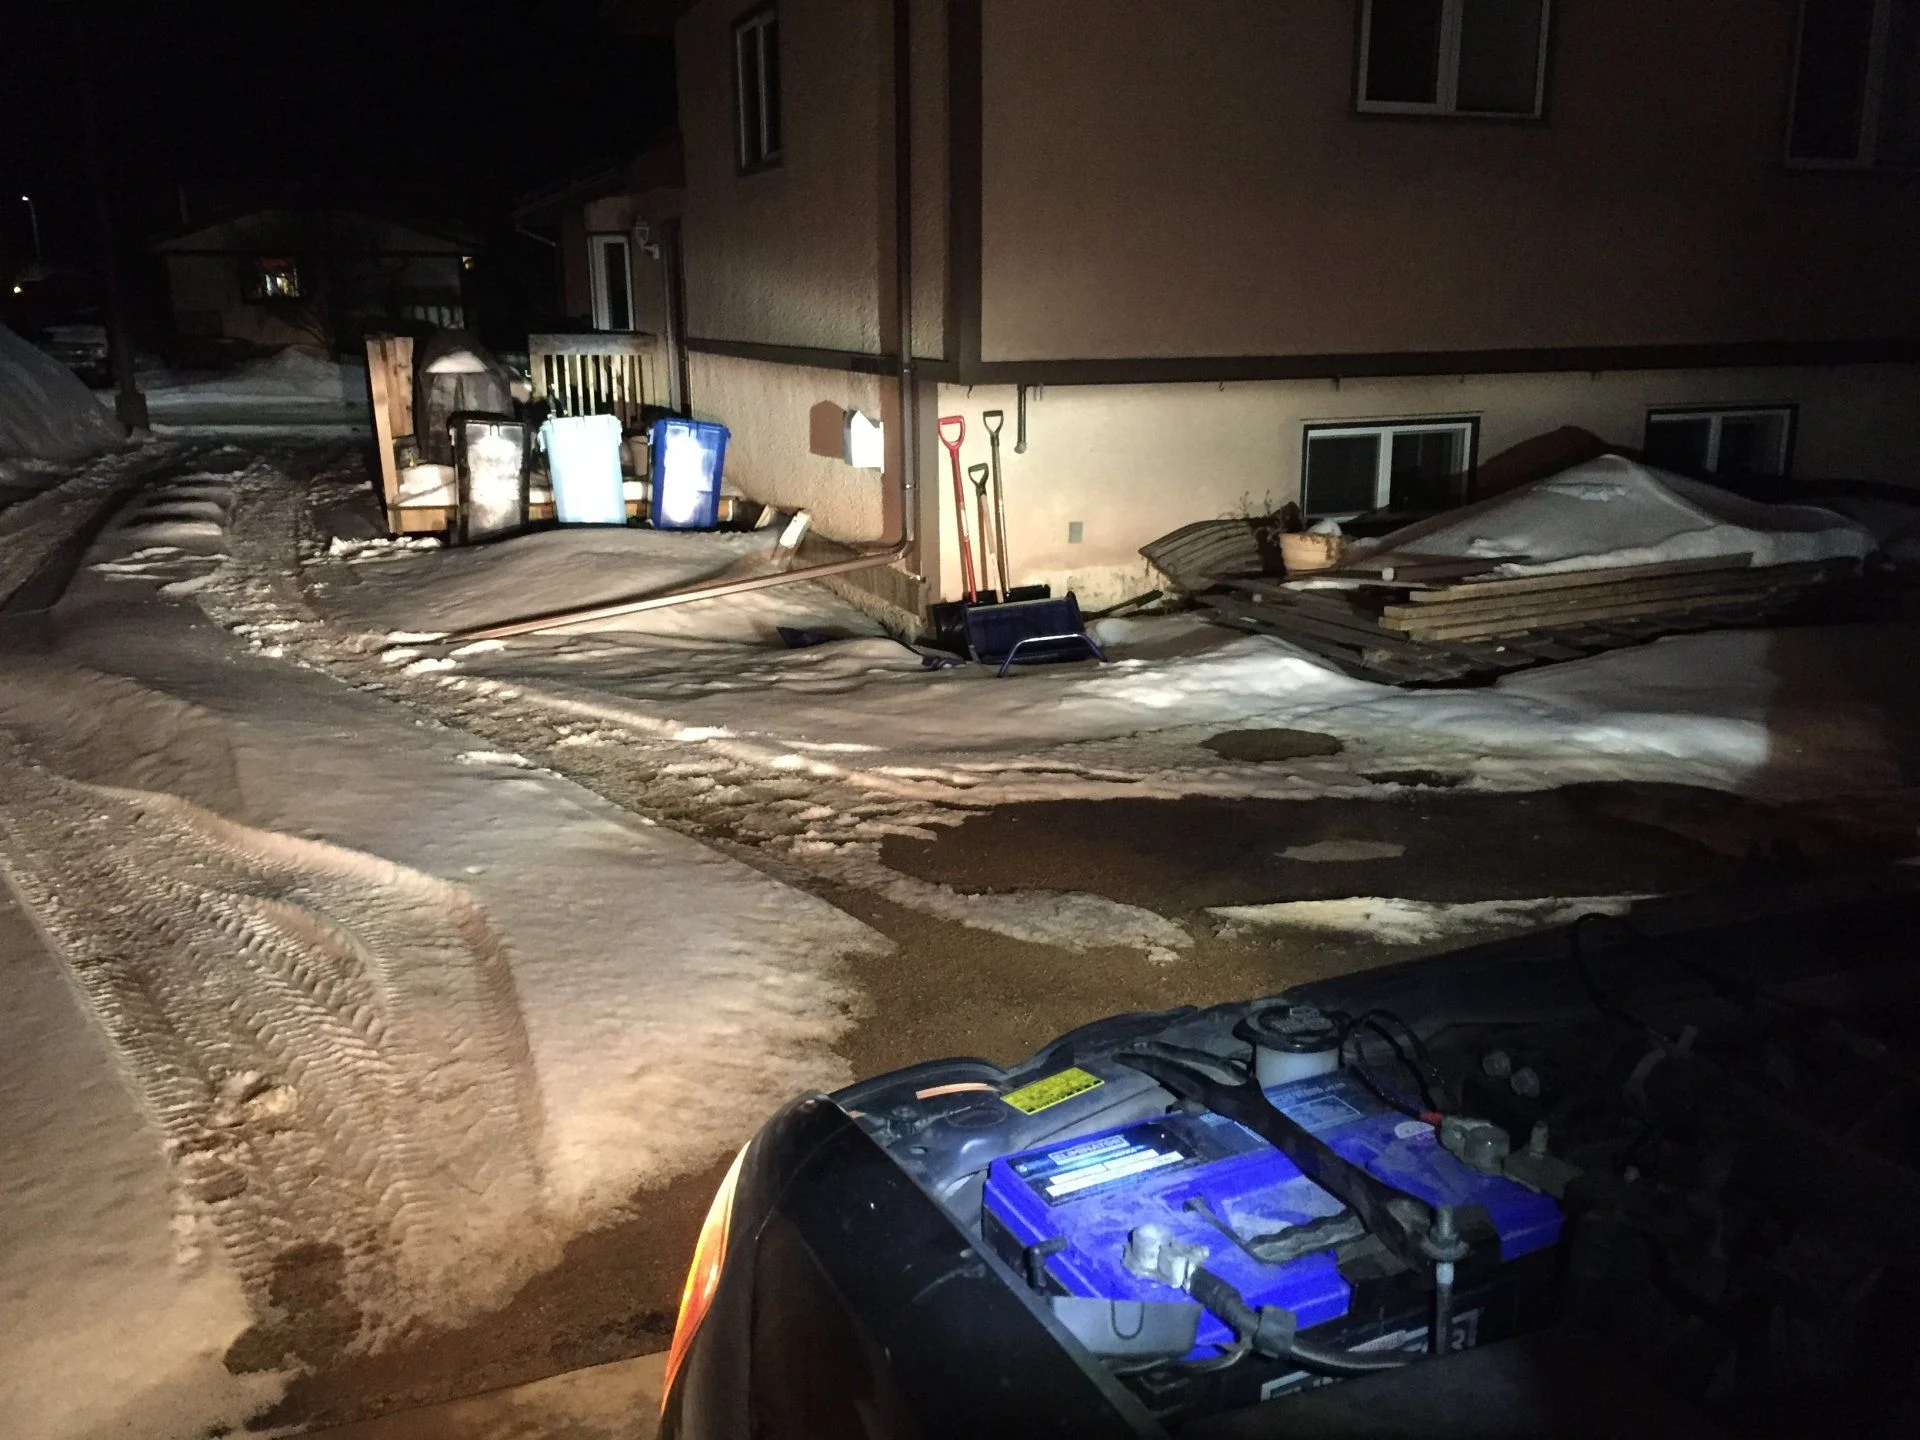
688 350 891 541
678 0 944 360
679 0 888 354
979 0 1920 361
926 365 1920 608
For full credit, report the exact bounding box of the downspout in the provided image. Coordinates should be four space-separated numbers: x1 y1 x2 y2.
453 0 921 644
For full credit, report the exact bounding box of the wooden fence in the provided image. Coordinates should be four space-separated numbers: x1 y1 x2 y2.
528 332 668 430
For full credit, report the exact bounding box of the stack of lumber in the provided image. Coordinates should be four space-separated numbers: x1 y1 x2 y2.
1198 552 1855 685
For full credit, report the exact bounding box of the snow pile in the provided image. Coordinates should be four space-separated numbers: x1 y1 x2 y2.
319 524 882 643
141 347 362 403
1362 455 1872 576
1209 894 1642 946
0 323 123 462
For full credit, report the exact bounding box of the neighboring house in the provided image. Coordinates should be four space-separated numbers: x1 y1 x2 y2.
512 136 690 411
152 209 477 364
654 0 1920 615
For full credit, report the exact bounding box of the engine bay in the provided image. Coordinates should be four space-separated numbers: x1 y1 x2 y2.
842 899 1920 1435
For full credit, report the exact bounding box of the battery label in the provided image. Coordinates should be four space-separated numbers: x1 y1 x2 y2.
1011 1122 1195 1204
1269 1079 1364 1133
1002 1066 1104 1115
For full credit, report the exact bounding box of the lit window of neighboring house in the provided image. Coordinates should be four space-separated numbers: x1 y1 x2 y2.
1357 0 1552 118
734 6 782 172
1302 418 1477 519
1787 0 1920 168
246 257 301 302
1644 407 1795 481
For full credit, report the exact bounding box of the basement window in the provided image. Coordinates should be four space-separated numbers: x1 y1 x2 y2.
245 257 302 302
1357 0 1551 118
1644 407 1795 480
1787 0 1920 168
734 6 782 172
1302 419 1476 519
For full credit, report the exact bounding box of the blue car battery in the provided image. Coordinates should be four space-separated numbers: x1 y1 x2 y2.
981 1068 1563 1365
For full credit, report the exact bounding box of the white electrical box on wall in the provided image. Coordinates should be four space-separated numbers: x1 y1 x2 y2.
844 410 885 469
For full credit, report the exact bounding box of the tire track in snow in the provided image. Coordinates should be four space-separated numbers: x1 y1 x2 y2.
184 453 1198 961
0 742 548 1362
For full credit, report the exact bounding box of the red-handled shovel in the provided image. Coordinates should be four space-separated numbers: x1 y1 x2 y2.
937 415 979 601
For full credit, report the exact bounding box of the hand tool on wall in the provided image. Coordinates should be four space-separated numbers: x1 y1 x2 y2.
937 414 979 600
967 463 995 600
981 409 1012 595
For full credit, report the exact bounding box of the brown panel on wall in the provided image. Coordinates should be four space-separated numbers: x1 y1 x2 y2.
977 0 1920 362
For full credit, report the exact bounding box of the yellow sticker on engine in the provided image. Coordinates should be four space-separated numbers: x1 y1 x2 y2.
1001 1066 1104 1115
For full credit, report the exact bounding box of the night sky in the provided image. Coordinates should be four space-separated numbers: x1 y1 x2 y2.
0 1 675 272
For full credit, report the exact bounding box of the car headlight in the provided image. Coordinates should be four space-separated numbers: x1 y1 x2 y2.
662 1141 749 1409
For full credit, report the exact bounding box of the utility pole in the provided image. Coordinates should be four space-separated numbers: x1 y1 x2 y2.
73 4 147 430
20 194 41 263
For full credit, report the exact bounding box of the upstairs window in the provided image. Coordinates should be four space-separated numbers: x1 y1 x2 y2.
734 6 782 172
1787 0 1920 168
1644 407 1795 481
589 234 634 332
1303 418 1476 519
1358 0 1551 118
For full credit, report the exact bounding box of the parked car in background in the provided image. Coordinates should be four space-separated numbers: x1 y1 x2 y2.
36 322 111 388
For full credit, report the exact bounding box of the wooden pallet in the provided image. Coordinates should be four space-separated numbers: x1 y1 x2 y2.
1199 555 1854 686
1379 558 1843 641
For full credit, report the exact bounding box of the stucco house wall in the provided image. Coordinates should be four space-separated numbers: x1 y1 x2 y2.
662 0 1920 622
925 365 1920 609
678 0 890 354
977 0 1920 361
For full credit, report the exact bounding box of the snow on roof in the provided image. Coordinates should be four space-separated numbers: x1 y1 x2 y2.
0 324 123 463
151 208 477 255
1361 454 1873 576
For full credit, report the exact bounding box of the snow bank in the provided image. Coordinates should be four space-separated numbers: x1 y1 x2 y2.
318 525 883 643
0 323 123 462
1362 455 1872 576
1209 894 1642 946
140 347 362 403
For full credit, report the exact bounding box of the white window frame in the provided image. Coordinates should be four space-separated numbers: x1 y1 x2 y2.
734 6 781 172
1356 0 1552 119
1302 417 1478 520
1644 406 1796 478
1785 0 1916 169
588 233 634 332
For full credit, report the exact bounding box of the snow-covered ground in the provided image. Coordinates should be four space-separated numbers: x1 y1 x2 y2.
0 450 884 1436
129 349 370 432
5 439 1915 1436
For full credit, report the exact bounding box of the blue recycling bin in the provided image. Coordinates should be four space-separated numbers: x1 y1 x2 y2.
649 418 730 529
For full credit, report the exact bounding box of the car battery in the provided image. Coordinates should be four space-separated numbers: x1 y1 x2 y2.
982 1069 1563 1412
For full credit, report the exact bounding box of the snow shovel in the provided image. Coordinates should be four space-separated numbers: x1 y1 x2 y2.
982 409 1013 595
936 415 979 601
967 463 998 604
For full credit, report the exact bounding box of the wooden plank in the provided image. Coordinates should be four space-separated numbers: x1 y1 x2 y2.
1198 597 1479 683
1406 553 1755 603
391 505 449 533
1207 591 1432 652
364 335 405 533
1393 579 1824 640
1379 560 1834 627
1322 554 1519 583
